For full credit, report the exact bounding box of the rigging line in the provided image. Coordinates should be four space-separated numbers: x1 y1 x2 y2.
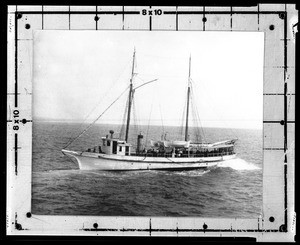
119 94 129 140
189 84 197 133
193 97 205 143
190 84 206 142
191 78 238 139
65 59 132 144
139 73 185 78
156 88 165 135
193 93 206 143
132 97 139 136
189 93 198 140
159 103 165 135
63 86 130 149
135 75 145 83
179 90 187 139
137 51 186 60
190 97 199 141
134 99 142 135
179 81 190 140
145 96 154 148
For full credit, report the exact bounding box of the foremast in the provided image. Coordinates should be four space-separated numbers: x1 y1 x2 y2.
125 48 136 143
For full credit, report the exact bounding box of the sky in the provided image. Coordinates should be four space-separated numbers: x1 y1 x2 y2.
33 30 264 129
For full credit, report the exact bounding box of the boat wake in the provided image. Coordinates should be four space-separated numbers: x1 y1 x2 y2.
33 169 81 175
217 158 261 171
85 169 212 178
163 169 211 177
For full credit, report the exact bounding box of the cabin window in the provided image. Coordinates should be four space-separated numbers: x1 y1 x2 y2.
102 139 106 146
107 140 111 146
119 146 122 152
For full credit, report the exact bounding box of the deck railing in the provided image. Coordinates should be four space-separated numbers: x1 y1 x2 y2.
131 151 235 158
87 146 235 158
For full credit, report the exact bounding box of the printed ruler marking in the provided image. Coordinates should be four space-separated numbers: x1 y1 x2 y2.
176 6 178 31
122 6 124 30
263 148 285 150
14 133 18 175
263 121 295 123
8 119 32 123
12 108 21 176
17 11 140 15
15 10 287 16
13 4 19 180
283 10 288 230
95 6 98 30
82 227 280 233
14 11 18 108
230 6 233 31
162 10 285 15
284 164 288 230
149 6 152 31
42 5 44 29
258 4 260 31
203 6 206 31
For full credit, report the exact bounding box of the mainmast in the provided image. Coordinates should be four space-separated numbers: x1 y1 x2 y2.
125 48 136 142
184 55 191 141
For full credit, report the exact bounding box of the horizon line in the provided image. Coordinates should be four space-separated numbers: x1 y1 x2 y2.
33 119 263 130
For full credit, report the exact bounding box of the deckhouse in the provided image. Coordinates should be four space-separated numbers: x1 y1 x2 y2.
101 130 132 156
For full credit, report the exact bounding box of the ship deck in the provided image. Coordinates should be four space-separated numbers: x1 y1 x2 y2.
130 151 235 158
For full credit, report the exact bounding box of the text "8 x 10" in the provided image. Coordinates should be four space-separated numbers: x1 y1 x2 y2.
142 9 162 15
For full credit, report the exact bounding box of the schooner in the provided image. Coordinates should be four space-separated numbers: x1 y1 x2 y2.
62 49 237 170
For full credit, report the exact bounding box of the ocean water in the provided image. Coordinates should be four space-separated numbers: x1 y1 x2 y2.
32 122 262 218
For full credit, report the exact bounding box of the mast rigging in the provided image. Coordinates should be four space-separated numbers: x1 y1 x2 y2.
184 55 191 141
125 48 136 142
124 48 157 142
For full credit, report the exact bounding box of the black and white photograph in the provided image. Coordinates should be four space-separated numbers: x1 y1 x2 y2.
32 31 264 217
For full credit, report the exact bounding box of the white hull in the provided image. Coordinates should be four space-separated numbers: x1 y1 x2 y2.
62 149 236 171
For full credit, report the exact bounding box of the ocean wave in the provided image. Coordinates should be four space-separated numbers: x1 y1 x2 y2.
163 169 211 177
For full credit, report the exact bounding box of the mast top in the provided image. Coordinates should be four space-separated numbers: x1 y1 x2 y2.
188 54 191 86
130 47 136 84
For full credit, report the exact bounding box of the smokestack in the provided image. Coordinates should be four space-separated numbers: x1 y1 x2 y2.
137 132 143 153
109 130 114 138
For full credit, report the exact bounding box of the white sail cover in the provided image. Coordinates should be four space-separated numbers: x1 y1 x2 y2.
150 140 164 147
150 140 191 148
208 139 237 147
163 140 190 148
